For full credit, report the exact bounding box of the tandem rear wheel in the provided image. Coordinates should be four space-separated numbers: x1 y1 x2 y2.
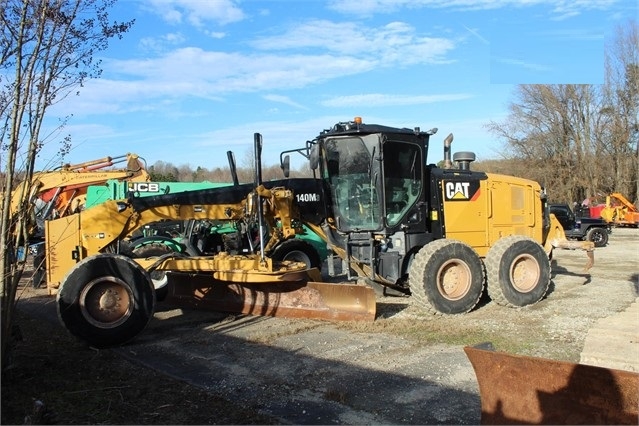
56 254 155 348
408 239 485 315
485 235 551 308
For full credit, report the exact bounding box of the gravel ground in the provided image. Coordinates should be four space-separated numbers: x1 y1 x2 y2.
14 227 639 424
116 227 638 424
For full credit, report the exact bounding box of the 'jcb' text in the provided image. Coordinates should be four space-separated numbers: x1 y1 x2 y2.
129 182 161 192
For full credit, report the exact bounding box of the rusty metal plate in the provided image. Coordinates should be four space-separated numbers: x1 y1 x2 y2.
464 344 639 425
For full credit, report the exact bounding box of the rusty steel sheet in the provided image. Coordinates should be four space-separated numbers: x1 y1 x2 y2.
164 272 377 322
464 344 639 425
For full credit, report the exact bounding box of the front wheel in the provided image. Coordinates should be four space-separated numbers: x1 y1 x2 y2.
57 254 155 348
408 239 485 315
485 235 550 308
586 227 608 247
270 239 322 269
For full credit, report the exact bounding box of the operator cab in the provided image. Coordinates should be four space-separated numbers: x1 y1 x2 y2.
309 117 436 234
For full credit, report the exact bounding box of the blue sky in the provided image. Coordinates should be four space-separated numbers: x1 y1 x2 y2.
39 0 634 172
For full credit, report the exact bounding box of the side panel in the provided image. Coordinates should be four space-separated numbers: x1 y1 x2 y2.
45 214 81 291
440 172 544 257
486 174 544 250
440 175 490 254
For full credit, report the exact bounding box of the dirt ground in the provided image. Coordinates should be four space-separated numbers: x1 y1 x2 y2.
5 227 639 424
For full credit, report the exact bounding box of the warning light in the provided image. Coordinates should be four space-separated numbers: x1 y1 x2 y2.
354 116 362 124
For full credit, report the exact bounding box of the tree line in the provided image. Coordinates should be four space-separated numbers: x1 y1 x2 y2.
485 21 638 206
146 157 311 184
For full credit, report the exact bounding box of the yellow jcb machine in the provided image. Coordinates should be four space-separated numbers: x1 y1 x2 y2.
9 153 149 229
45 119 594 348
4 153 150 287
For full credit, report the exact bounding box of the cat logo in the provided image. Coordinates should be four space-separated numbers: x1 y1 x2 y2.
444 181 479 201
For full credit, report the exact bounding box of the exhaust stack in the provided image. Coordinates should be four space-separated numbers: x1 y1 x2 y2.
443 133 454 169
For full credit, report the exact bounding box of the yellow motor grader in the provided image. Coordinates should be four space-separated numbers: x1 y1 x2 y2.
46 120 594 348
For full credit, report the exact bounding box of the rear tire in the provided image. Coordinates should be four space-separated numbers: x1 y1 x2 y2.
408 239 485 315
270 239 322 269
586 227 608 247
485 235 550 308
57 254 155 348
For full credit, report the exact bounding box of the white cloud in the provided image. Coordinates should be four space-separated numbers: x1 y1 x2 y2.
263 95 309 110
205 31 227 39
139 32 186 53
145 0 245 26
327 0 622 19
321 93 474 107
251 20 456 65
492 56 552 72
43 7 468 121
56 14 459 117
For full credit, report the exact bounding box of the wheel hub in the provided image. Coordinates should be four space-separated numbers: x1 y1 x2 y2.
437 260 471 300
80 277 134 329
510 255 540 293
98 289 120 311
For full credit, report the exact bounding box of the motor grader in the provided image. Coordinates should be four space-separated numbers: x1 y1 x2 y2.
282 117 594 314
47 120 594 347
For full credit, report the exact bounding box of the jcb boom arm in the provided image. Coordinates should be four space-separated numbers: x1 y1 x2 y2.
6 153 149 241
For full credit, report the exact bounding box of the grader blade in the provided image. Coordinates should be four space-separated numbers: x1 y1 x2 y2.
464 344 639 425
165 273 376 322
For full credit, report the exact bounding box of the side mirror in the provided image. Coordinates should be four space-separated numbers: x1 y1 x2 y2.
309 145 319 170
281 155 290 178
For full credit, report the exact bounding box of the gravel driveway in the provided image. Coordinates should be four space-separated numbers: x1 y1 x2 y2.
100 227 639 425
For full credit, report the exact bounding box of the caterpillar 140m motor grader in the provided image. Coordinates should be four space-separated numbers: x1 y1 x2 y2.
46 118 594 348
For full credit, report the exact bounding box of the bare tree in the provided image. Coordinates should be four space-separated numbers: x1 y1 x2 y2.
485 84 600 203
602 19 639 206
0 0 133 368
486 20 639 206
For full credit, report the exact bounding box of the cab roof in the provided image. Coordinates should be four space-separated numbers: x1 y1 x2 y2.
317 119 436 139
